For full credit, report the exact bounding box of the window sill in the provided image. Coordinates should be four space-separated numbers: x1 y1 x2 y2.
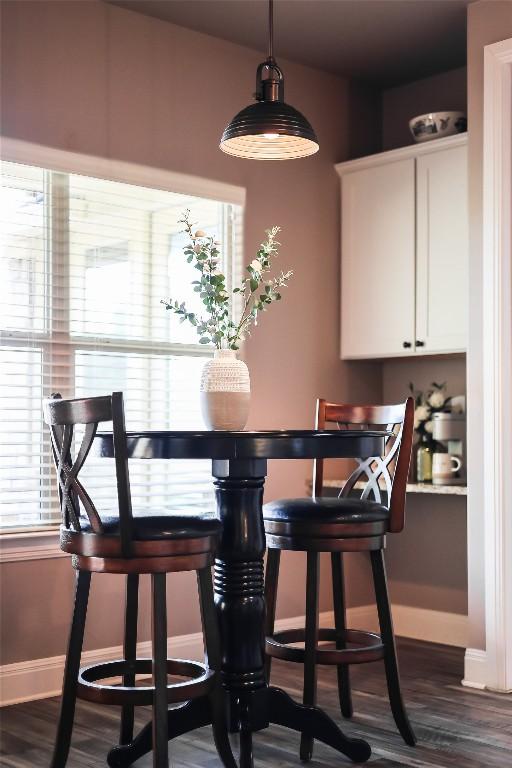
0 528 65 564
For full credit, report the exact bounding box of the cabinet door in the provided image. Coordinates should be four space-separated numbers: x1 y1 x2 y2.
341 159 416 358
416 145 468 353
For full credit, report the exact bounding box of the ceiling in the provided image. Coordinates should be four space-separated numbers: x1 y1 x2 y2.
107 0 471 87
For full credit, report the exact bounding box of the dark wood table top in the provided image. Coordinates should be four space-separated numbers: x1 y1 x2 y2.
96 429 387 461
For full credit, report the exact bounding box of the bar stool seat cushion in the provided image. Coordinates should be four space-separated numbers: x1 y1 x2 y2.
263 497 389 525
81 512 222 540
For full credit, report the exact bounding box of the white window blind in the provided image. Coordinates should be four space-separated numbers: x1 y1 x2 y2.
0 158 243 530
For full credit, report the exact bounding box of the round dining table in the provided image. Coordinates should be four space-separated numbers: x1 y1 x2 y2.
96 429 386 767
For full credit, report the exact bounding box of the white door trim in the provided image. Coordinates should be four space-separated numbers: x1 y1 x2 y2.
481 37 512 693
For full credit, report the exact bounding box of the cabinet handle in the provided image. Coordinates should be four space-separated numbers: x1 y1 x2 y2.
416 340 425 347
402 341 412 349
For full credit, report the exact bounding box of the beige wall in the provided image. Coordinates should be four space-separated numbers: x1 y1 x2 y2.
4 0 504 669
466 1 512 651
0 0 382 665
382 66 467 150
382 356 467 614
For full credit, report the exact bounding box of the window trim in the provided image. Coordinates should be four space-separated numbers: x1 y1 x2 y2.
1 138 246 207
1 138 246 543
0 528 64 562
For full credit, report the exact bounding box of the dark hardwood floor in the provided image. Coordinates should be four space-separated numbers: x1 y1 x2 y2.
1 639 511 767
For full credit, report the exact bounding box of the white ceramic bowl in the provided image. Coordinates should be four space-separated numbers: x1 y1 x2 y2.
409 111 467 143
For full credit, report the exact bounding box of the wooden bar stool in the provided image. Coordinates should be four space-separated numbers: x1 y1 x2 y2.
263 398 416 761
43 392 237 768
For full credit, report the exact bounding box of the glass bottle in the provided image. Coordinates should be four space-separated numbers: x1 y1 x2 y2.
417 437 433 482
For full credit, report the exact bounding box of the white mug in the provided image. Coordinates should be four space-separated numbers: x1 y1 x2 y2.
432 453 462 480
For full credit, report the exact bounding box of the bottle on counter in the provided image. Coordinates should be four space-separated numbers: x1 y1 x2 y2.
417 436 434 483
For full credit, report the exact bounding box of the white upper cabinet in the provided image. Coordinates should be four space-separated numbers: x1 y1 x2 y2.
416 144 468 352
336 134 468 360
340 158 416 358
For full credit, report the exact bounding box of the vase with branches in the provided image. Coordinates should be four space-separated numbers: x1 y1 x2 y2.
161 210 293 429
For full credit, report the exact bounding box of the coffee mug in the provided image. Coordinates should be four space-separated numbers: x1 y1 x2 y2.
432 453 462 480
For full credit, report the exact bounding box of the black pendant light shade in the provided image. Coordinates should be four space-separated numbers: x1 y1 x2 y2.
220 99 319 160
220 1 319 160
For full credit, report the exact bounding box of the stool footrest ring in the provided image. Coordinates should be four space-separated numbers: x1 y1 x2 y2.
77 657 215 706
266 627 385 665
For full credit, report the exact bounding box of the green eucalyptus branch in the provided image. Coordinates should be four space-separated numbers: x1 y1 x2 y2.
161 210 292 350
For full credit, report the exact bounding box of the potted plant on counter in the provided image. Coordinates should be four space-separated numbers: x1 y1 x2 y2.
410 382 451 482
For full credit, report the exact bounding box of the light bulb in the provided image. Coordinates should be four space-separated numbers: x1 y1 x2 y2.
263 133 279 140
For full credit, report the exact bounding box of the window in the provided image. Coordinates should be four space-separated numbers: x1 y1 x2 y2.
0 153 243 530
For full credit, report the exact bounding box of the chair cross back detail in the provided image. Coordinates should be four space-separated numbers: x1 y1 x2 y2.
313 399 414 533
43 392 134 554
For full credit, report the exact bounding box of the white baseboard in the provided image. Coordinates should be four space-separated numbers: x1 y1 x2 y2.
386 604 468 648
462 648 489 690
0 631 205 708
0 604 469 707
346 603 468 648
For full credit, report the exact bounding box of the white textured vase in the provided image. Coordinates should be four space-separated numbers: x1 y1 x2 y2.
200 349 250 431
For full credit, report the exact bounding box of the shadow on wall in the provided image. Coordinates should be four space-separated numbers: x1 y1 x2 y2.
348 79 383 158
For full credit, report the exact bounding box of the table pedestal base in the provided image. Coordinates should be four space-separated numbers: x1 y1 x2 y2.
106 686 371 767
102 449 378 768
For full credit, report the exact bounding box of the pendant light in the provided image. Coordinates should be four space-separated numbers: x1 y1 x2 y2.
220 0 319 160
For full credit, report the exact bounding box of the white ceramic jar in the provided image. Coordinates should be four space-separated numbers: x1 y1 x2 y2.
200 349 250 430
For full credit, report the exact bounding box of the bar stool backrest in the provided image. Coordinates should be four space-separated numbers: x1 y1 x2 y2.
43 392 134 554
313 398 414 533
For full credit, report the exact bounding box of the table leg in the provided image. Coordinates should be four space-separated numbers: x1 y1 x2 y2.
212 458 270 756
212 458 371 766
268 687 371 763
106 698 211 767
212 458 268 691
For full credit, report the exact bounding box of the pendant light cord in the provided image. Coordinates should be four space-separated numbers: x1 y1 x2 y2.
268 0 274 61
220 0 319 157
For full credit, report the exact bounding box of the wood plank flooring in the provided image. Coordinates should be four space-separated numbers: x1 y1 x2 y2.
1 639 511 767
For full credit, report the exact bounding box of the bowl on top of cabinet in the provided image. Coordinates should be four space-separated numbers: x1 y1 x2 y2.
409 111 467 143
335 133 468 360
